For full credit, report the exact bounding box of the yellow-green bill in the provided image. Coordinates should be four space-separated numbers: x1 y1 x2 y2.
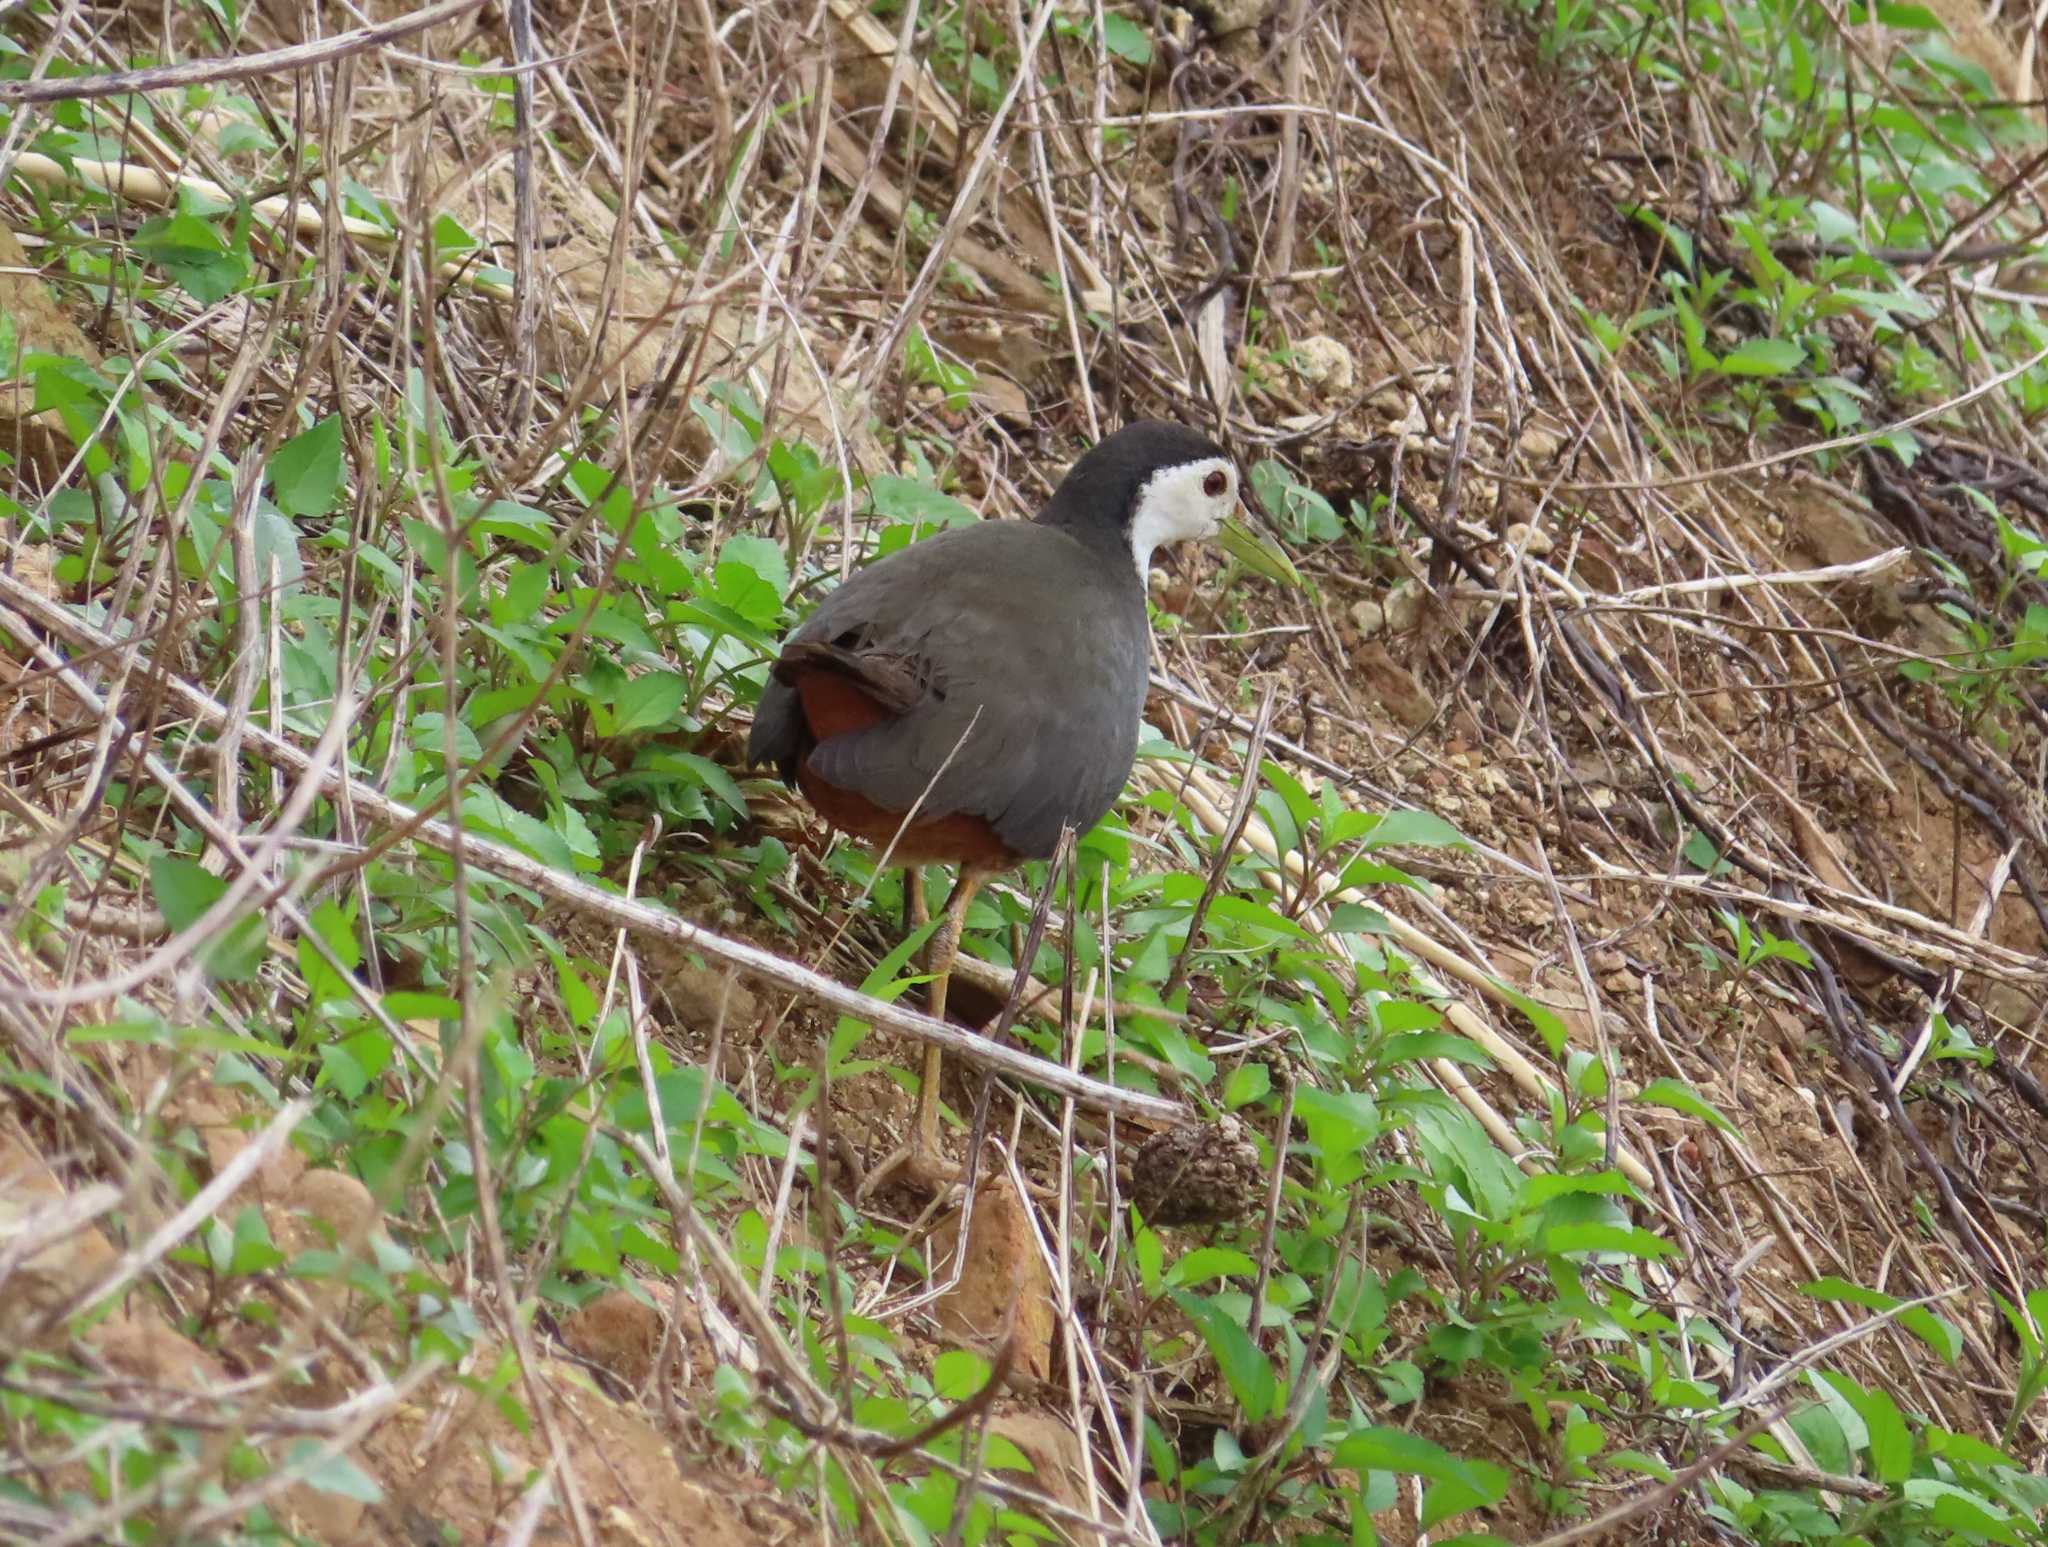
1219 515 1303 589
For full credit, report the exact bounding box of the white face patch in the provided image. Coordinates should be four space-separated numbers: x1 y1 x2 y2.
1128 456 1238 576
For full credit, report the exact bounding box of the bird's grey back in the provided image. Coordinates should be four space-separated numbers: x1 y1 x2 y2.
754 521 1151 859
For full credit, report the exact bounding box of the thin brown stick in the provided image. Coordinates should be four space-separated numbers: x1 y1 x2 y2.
0 0 488 104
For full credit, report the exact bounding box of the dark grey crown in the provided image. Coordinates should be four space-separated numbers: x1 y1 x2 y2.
1033 421 1229 542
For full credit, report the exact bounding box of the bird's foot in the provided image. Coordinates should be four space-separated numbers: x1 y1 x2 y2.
855 1140 963 1202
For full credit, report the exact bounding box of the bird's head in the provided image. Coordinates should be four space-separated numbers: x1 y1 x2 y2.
1037 420 1292 583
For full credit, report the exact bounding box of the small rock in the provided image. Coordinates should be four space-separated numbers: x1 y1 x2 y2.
1382 581 1425 634
1201 0 1270 38
664 965 760 1034
1351 599 1386 637
276 1169 378 1252
989 1407 1091 1519
1503 521 1554 557
176 1094 307 1207
971 373 1031 423
1518 425 1565 461
932 1178 1056 1382
560 1286 685 1388
1393 400 1431 447
1353 643 1438 730
0 1131 117 1334
1289 334 1356 395
93 1309 223 1387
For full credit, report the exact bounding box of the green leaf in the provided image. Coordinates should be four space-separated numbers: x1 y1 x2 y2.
229 1206 287 1275
902 327 978 410
1719 337 1806 377
133 210 248 303
1375 1359 1424 1405
1498 984 1570 1059
1100 11 1152 63
472 499 556 549
1922 1425 2020 1468
714 535 789 626
1405 1096 1522 1219
1518 1170 1643 1207
1873 3 1942 29
1206 894 1311 945
1683 829 1734 877
611 671 688 735
1902 1479 2022 1540
1818 1370 1911 1484
1602 1449 1674 1480
460 787 578 871
1293 1085 1381 1187
870 474 978 527
1333 1427 1507 1504
672 752 750 818
1222 1062 1271 1108
692 388 758 467
1377 1032 1493 1070
1171 1290 1276 1423
286 1441 384 1503
1634 1077 1739 1135
1421 1471 1513 1533
1800 1278 1962 1362
1133 1225 1164 1296
1167 1248 1257 1288
269 415 345 517
932 1349 990 1401
1541 1222 1676 1260
1359 808 1469 850
148 856 266 982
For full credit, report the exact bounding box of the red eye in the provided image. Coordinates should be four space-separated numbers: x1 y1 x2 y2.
1203 469 1228 497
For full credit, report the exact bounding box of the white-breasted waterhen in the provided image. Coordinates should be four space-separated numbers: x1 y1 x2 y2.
748 420 1284 1194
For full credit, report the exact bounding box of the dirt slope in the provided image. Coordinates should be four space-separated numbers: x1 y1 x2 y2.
2 0 2046 1541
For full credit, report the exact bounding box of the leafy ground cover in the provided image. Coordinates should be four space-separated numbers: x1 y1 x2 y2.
1 0 2046 1542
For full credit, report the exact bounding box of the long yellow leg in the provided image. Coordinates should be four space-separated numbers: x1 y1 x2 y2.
907 865 928 939
861 865 992 1199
